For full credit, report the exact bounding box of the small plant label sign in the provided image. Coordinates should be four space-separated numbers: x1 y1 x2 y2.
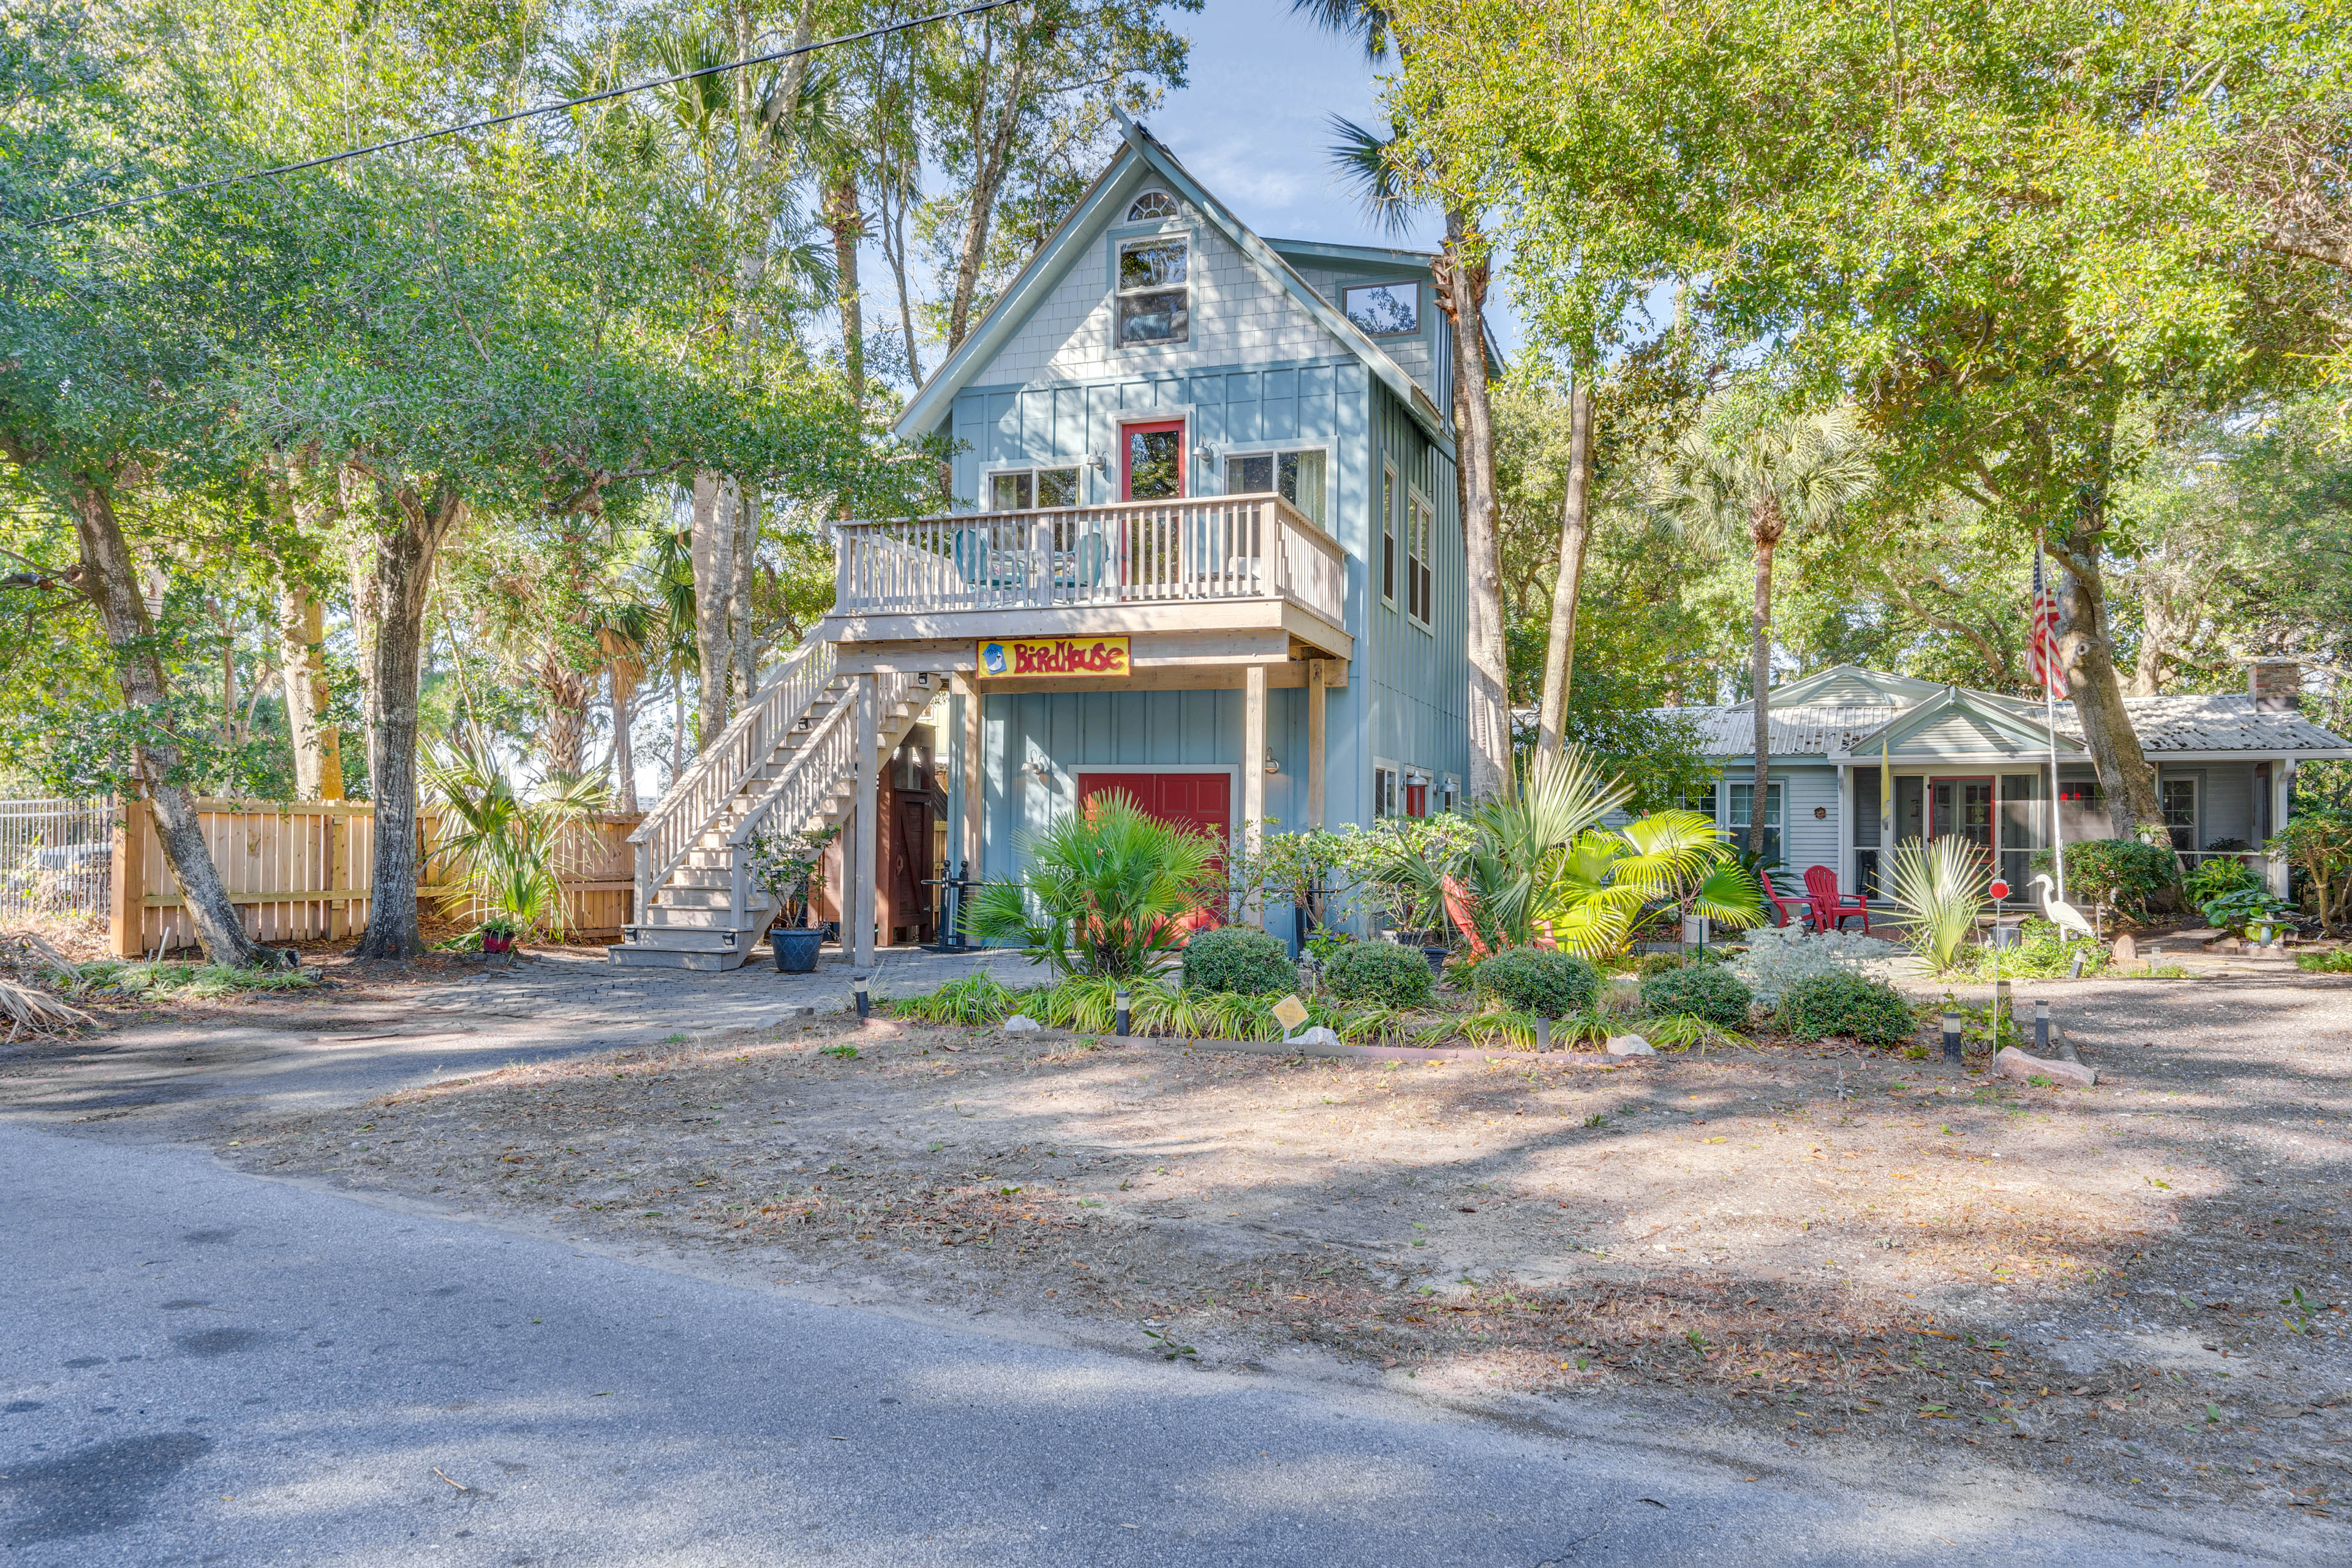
1272 994 1310 1033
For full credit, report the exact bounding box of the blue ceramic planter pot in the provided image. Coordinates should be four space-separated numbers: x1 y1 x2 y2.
772 927 823 973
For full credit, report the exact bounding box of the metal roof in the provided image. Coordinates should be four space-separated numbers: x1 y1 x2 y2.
1668 687 2352 761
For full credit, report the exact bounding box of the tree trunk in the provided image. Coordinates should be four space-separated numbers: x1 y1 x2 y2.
1438 210 1509 800
1749 529 1777 857
826 168 865 398
62 472 274 967
276 576 344 801
731 480 760 707
688 472 736 752
353 474 465 960
944 30 1028 355
1536 376 1594 760
670 666 686 782
533 649 591 774
2047 538 2165 837
342 464 382 795
611 663 638 814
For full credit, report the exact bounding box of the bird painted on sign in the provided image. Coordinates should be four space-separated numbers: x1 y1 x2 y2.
2030 873 2100 942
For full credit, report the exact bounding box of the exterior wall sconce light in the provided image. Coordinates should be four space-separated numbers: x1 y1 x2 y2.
1264 754 1281 775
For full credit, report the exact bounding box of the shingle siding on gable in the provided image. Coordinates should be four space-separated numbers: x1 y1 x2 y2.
974 189 1348 388
1283 260 1442 406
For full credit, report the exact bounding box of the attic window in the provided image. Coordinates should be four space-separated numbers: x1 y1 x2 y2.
1117 237 1188 345
1344 281 1420 336
1127 190 1179 221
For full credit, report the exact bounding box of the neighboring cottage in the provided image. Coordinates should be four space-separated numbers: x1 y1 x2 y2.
1659 662 2352 901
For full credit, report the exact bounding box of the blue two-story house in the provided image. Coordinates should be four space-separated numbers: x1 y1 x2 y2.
805 113 1487 960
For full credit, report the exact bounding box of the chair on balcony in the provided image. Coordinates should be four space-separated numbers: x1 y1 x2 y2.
1058 532 1110 595
952 527 1024 593
1803 864 1871 934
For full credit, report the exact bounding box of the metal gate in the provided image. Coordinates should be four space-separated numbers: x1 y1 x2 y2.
0 797 113 921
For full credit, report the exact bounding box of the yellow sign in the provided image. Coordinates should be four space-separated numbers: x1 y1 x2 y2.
976 635 1131 679
1271 994 1310 1033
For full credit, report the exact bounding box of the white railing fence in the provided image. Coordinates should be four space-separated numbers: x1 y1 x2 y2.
834 492 1346 625
627 640 837 919
0 797 113 921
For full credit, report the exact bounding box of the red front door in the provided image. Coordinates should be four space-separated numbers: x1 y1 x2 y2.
1076 771 1229 930
1121 421 1185 501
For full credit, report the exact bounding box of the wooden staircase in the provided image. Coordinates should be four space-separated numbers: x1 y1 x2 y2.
608 644 943 971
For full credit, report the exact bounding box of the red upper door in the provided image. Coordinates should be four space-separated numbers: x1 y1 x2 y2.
1121 421 1185 501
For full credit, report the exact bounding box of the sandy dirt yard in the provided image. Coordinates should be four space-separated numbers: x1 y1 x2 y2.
184 968 2352 1539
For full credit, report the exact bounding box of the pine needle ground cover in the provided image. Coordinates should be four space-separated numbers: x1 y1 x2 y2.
201 974 2352 1534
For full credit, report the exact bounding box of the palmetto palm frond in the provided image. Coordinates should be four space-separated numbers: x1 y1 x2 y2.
1889 835 1988 970
1325 115 1422 238
1288 0 1393 61
1653 404 1878 549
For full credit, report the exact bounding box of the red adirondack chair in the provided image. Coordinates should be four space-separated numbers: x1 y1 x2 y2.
1803 864 1871 934
1762 883 1810 930
1439 875 1494 960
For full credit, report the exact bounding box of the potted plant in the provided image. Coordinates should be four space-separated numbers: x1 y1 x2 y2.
749 824 837 973
479 916 519 963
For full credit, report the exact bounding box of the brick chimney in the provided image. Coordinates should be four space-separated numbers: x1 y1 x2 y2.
2248 658 2302 714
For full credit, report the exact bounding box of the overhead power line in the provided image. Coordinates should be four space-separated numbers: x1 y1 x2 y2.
28 0 1016 231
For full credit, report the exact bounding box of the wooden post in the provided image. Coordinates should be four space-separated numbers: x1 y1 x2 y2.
108 795 145 958
1306 661 1328 831
960 676 984 882
853 671 879 968
1243 662 1267 927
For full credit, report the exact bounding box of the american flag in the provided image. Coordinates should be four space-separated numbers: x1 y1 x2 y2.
2027 549 2067 696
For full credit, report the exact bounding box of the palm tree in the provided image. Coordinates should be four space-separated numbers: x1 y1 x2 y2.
1653 403 1876 856
590 599 656 815
1294 0 1512 802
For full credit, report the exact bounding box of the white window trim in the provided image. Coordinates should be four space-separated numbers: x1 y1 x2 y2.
1218 442 1335 529
1405 486 1434 632
1340 278 1426 339
1440 773 1462 814
1372 757 1403 819
981 463 1085 511
1107 223 1196 354
1125 187 1182 222
1379 462 1398 606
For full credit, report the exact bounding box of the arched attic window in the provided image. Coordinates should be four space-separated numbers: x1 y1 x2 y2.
1126 190 1179 221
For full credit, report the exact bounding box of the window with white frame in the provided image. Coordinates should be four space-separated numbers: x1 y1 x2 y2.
1379 464 1397 603
1441 774 1461 813
1727 780 1784 865
1127 190 1179 221
989 467 1080 511
1343 281 1420 336
1405 491 1433 626
1117 236 1188 345
1224 449 1327 527
1373 761 1401 819
2160 775 2198 851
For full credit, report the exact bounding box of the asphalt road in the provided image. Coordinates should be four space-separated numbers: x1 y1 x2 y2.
0 1118 2278 1566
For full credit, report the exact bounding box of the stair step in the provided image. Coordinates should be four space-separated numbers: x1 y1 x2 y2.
606 943 747 971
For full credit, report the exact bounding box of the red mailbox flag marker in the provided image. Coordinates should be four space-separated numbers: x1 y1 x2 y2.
1989 878 2010 901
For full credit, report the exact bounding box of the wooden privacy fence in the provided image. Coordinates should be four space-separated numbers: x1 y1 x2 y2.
108 798 641 958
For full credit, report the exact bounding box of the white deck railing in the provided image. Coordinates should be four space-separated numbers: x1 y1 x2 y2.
834 492 1347 628
627 639 836 919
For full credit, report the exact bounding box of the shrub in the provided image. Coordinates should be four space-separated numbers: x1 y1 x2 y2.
1182 925 1296 995
2297 949 2352 974
962 793 1216 979
2184 857 2260 908
1726 927 1882 1007
1639 963 1754 1030
1472 947 1600 1016
1887 835 1988 970
1777 972 1917 1047
2031 839 2178 916
2272 808 2352 930
1322 940 1433 1008
1945 917 2108 979
2200 886 2296 938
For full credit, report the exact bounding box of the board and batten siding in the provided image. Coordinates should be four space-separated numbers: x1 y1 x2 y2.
1355 380 1469 817
1275 254 1449 413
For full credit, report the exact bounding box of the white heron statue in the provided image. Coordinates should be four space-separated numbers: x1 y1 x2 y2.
2030 873 2100 942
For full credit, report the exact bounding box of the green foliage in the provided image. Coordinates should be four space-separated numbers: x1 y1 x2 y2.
1888 835 1988 970
886 973 1018 1025
1472 947 1600 1016
2183 856 2261 908
1322 940 1434 1008
2200 887 2297 938
961 792 1216 980
1638 963 1754 1030
424 752 609 940
2296 949 2352 974
1944 918 2109 979
747 823 836 916
2272 809 2352 931
71 960 316 1000
2033 839 2179 916
1181 925 1295 996
1776 973 1918 1047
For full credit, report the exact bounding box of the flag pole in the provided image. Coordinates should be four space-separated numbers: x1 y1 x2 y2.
2038 541 2068 904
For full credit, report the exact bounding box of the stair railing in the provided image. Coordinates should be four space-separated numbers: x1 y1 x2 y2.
723 668 929 934
627 639 836 925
